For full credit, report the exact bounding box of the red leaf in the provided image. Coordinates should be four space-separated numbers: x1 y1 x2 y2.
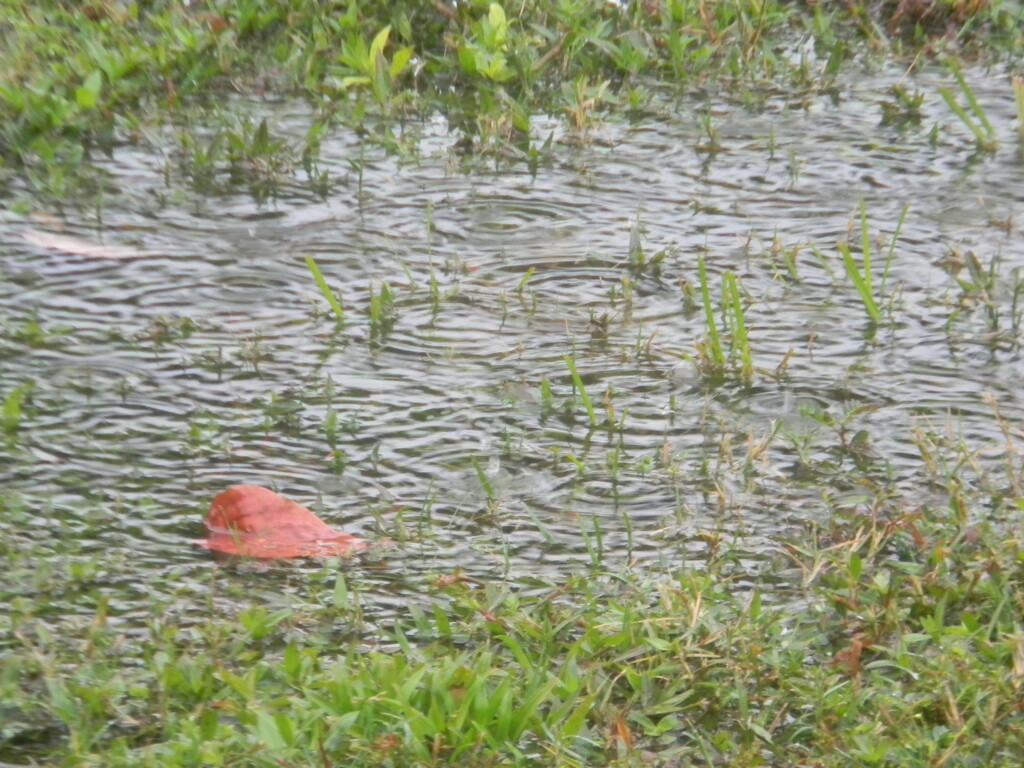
200 485 365 558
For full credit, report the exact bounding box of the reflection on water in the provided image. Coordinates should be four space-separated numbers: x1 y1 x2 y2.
2 66 1023 637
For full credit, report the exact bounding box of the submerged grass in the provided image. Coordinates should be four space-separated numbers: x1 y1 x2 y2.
838 203 884 324
837 200 907 325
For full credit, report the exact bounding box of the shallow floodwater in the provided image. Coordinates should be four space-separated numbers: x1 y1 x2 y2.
2 65 1023 640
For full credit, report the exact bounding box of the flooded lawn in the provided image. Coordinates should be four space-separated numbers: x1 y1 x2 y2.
2 65 1023 641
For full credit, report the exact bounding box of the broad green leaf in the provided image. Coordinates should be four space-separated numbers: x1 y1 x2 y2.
390 46 413 78
75 70 102 109
369 26 391 61
458 46 480 75
487 3 508 48
254 709 287 749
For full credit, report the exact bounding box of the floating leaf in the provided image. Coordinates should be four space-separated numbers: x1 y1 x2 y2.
200 485 365 558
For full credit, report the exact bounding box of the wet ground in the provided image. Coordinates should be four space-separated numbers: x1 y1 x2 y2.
2 65 1023 641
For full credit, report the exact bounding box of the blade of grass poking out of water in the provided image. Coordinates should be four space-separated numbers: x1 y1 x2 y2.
939 59 997 151
516 266 535 294
304 255 345 327
470 456 496 501
698 255 725 367
880 203 909 295
582 515 605 568
563 353 598 427
839 202 882 323
369 281 396 341
722 272 752 384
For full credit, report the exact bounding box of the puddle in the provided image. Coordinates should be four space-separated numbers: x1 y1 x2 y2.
2 66 1023 640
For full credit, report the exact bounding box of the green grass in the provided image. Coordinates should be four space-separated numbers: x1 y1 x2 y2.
368 281 396 343
305 255 346 328
3 496 1023 767
938 59 999 152
697 255 726 370
2 382 32 438
564 352 599 428
2 0 1022 198
470 455 498 502
721 271 753 384
689 255 755 384
837 200 907 325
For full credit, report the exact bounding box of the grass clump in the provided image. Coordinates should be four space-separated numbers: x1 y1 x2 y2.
564 352 600 428
833 200 908 325
687 256 755 385
939 58 999 152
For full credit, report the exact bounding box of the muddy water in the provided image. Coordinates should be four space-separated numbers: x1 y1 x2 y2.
2 66 1023 639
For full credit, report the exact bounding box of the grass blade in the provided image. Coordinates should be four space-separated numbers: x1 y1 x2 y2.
939 87 989 145
948 59 994 134
564 353 598 427
470 456 496 501
305 255 345 327
722 272 752 383
939 61 997 150
838 243 882 323
697 255 725 366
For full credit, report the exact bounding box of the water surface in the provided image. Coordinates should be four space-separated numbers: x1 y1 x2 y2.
2 65 1023 641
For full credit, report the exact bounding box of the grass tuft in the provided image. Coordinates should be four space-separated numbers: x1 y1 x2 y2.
938 58 998 152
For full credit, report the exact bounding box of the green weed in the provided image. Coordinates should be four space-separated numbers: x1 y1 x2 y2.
8 497 1024 766
722 271 752 382
539 376 554 423
305 256 346 328
458 3 514 83
470 456 497 503
689 255 754 384
2 381 33 437
837 200 906 324
563 352 599 428
1 1 1021 197
938 59 998 152
697 255 725 370
941 250 1024 345
368 281 396 342
332 25 414 106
